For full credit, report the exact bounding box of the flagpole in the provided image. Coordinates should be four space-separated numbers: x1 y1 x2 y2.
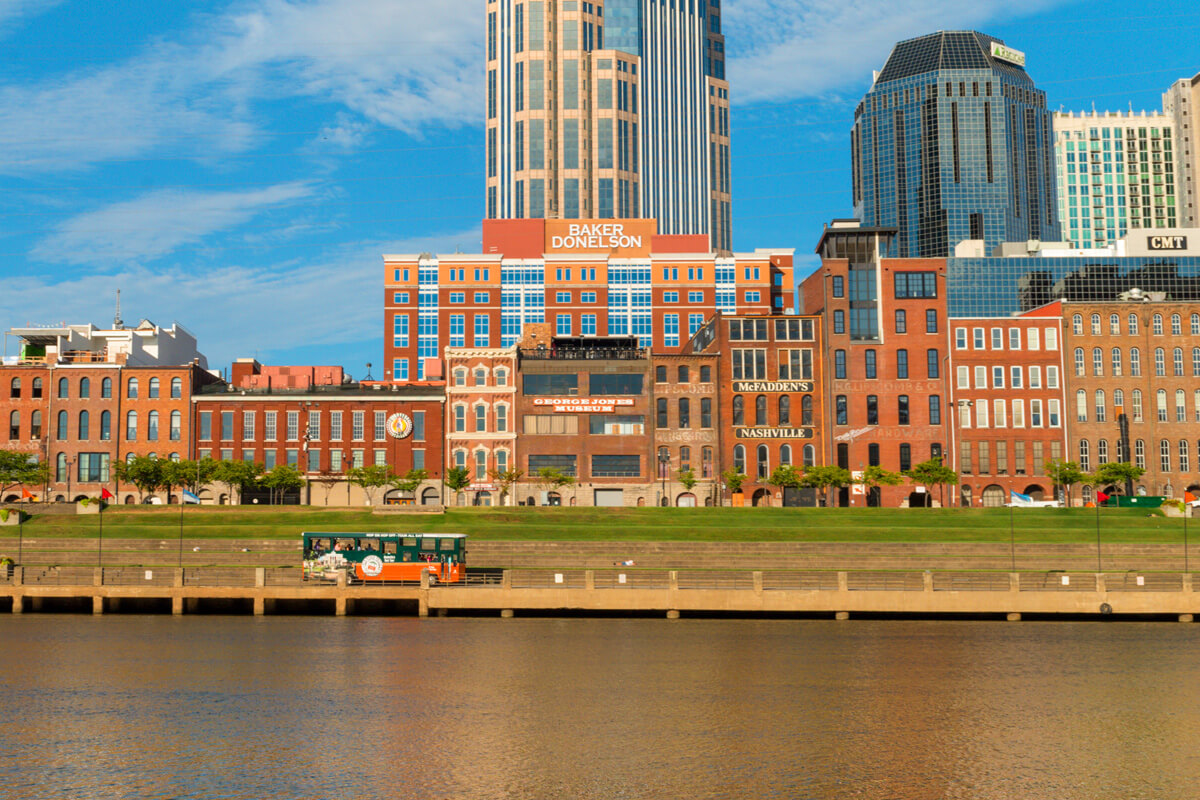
178 493 185 568
98 497 103 568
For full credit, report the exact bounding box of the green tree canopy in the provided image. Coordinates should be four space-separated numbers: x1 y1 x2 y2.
857 465 905 489
1090 462 1145 495
0 449 45 495
211 459 263 504
721 467 747 494
390 468 429 495
113 455 165 501
444 466 472 504
1044 459 1087 505
766 465 803 490
347 464 393 505
800 465 852 507
677 467 699 491
262 464 305 504
903 458 958 508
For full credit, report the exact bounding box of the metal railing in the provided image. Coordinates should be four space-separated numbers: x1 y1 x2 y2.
183 568 257 587
933 573 1013 592
102 568 176 587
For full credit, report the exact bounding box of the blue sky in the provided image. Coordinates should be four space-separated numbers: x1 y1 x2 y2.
1 0 1197 377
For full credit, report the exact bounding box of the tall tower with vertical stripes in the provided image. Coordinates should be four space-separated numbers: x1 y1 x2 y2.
485 0 732 252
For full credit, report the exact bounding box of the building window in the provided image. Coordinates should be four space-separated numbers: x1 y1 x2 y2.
896 349 908 379
836 396 847 426
757 445 770 478
894 310 906 333
678 398 690 428
657 398 668 428
894 272 936 298
926 349 939 379
925 310 938 333
866 395 878 425
732 395 744 426
148 378 160 399
835 350 846 379
832 276 844 297
127 377 138 399
833 310 845 335
864 349 877 379
733 445 745 474
897 395 909 425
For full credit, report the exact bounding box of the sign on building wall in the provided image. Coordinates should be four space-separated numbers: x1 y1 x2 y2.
386 413 413 439
989 42 1026 66
735 427 815 440
544 220 656 257
533 397 636 413
1148 235 1188 251
731 381 813 393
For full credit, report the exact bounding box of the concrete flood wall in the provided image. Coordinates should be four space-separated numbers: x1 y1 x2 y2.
2 567 1200 621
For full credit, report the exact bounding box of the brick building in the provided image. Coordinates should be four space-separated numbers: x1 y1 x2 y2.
947 307 1068 506
1061 300 1200 501
650 352 720 507
513 331 654 507
1 321 217 503
194 362 444 506
382 218 795 382
800 221 950 507
444 346 517 506
685 314 824 506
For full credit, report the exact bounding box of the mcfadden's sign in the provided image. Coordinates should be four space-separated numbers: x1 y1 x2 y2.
545 219 656 257
732 381 813 393
533 397 636 413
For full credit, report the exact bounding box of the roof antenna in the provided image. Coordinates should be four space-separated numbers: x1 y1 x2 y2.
113 288 124 330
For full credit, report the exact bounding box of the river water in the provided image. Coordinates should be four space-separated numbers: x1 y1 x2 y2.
2 616 1199 799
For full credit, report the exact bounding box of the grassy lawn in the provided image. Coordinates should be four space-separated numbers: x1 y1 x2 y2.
1 505 1190 543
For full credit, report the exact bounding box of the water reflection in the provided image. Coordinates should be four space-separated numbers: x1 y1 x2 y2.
2 617 1199 799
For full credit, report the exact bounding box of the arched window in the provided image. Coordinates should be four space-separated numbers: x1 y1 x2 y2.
496 404 508 432
702 447 713 478
1181 440 1191 473
1130 347 1141 376
732 395 744 426
453 450 466 469
1094 390 1106 423
79 377 90 399
474 368 487 386
1161 439 1172 472
801 395 813 426
658 446 670 478
678 398 690 428
100 411 111 441
1171 314 1182 335
1128 313 1139 334
453 405 465 432
495 369 508 386
56 453 67 482
1177 389 1187 422
1173 348 1184 376
1155 348 1166 376
803 444 816 467
1135 439 1146 469
1131 389 1143 422
1192 314 1200 335
1097 439 1109 464
31 410 42 438
778 395 791 426
677 365 689 383
475 404 487 432
57 410 68 439
127 377 138 399
126 410 138 441
170 377 182 398
1076 389 1087 422
1157 389 1168 422
657 398 668 428
453 369 466 387
475 449 487 479
1090 314 1101 335
169 452 181 462
680 446 691 471
780 444 792 466
1194 348 1200 377
58 377 69 398
170 410 182 441
1109 314 1120 335
1110 348 1122 376
1073 348 1085 376
1153 314 1163 335
1091 348 1103 376
31 377 42 399
147 410 159 441
8 410 19 440
756 445 770 478
1071 314 1082 335
1079 439 1090 471
755 395 767 426
101 377 112 398
148 378 160 399
733 445 745 474
78 411 89 440
9 378 20 399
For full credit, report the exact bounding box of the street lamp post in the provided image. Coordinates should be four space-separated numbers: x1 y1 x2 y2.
345 450 352 505
658 450 669 507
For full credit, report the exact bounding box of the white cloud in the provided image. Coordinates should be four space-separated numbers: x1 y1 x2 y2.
725 0 1077 103
0 0 62 32
0 0 481 174
1 229 480 369
29 182 315 265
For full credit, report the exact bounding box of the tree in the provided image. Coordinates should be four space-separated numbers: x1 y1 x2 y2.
535 467 575 501
1045 459 1087 506
0 449 45 498
262 464 305 505
211 459 263 505
113 455 165 502
766 465 802 490
856 465 905 503
444 466 472 505
722 467 748 495
677 468 699 492
390 468 429 495
801 465 853 507
347 464 393 506
489 468 524 506
1090 462 1145 497
309 470 342 506
159 459 195 504
903 458 958 508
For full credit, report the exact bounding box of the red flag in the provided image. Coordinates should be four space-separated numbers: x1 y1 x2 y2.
101 488 114 500
1186 492 1198 504
1096 491 1110 504
21 488 33 499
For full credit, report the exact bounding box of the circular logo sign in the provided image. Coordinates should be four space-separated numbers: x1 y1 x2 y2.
386 413 413 439
361 555 384 577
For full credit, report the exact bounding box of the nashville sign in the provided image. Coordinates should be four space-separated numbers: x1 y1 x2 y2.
735 427 815 439
732 381 813 393
533 397 635 413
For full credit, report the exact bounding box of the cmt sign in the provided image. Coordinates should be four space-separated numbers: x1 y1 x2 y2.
545 220 655 257
1148 235 1188 251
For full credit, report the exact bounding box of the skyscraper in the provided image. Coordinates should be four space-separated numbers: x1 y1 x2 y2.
1163 71 1200 228
851 31 1061 257
485 0 732 251
1053 110 1177 248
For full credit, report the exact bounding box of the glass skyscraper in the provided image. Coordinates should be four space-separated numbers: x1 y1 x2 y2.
485 1 732 251
851 31 1061 258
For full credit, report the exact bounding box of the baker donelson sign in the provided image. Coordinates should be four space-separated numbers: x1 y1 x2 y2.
550 223 643 251
732 381 813 393
735 427 814 439
534 397 635 413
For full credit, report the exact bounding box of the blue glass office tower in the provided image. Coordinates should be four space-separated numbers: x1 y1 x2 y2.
851 31 1061 257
